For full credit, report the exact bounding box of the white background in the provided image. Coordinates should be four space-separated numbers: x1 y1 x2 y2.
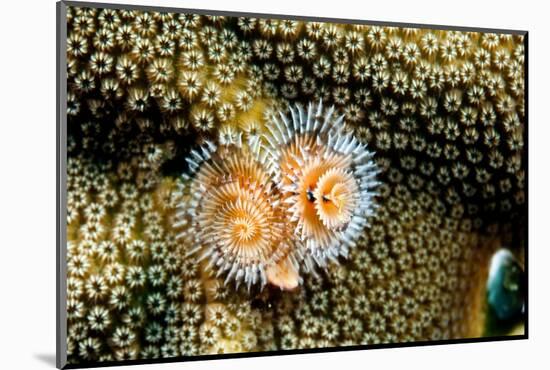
0 0 547 368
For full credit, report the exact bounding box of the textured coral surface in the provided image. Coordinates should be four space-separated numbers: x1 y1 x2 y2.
64 5 526 364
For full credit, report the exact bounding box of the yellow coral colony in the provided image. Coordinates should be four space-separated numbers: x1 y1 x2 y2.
64 5 526 364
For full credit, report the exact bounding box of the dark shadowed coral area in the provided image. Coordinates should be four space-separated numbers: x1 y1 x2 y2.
64 5 526 365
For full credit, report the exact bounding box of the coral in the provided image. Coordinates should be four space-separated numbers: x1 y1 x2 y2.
66 155 272 363
259 102 379 271
64 5 526 365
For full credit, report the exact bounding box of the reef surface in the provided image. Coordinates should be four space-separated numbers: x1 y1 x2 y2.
64 6 526 364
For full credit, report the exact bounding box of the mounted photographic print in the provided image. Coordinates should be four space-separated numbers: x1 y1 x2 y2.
56 1 528 368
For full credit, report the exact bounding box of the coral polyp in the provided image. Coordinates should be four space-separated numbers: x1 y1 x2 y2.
261 102 379 269
174 144 299 290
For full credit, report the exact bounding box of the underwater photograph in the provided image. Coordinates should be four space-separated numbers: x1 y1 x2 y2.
60 1 527 367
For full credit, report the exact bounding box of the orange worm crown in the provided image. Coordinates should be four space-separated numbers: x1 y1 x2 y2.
175 101 379 290
174 145 300 290
260 101 379 272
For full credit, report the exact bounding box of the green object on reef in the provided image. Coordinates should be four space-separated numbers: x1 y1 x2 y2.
486 249 524 321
